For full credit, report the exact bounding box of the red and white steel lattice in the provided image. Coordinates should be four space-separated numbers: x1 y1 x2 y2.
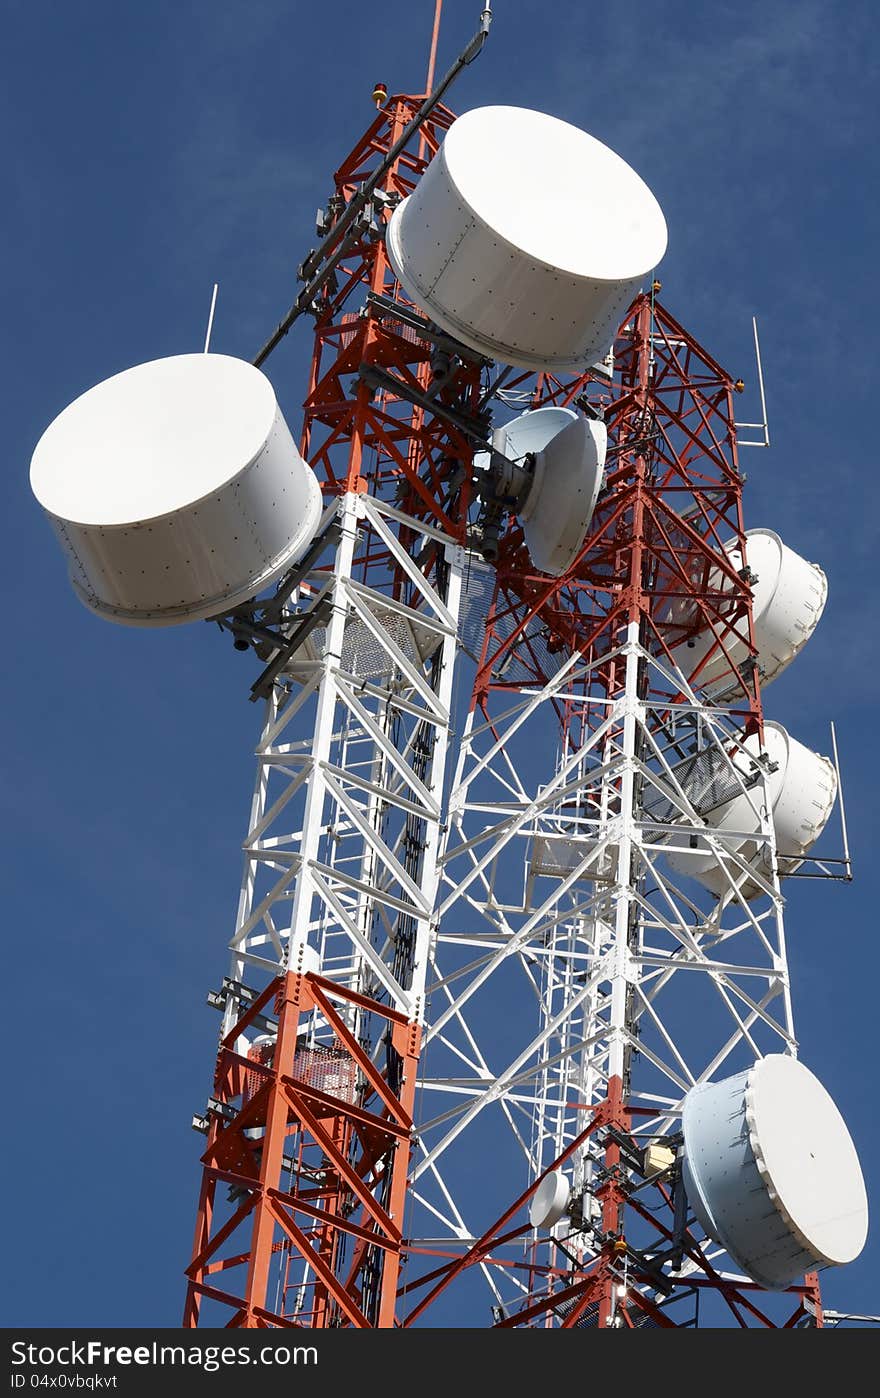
184 91 823 1330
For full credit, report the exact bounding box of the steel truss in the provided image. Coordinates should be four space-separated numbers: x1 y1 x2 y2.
185 489 467 1327
185 95 830 1328
185 92 488 1328
398 297 820 1329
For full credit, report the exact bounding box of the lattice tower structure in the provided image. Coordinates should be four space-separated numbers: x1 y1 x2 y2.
184 95 821 1330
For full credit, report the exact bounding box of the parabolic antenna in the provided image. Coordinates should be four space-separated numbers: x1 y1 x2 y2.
386 105 667 373
683 529 827 696
665 721 837 901
528 1168 571 1230
491 406 607 576
30 353 323 627
682 1056 868 1290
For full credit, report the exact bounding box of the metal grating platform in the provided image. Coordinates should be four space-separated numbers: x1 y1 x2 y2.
642 742 759 824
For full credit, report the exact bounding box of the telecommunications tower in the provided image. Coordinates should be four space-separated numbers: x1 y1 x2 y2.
30 3 867 1328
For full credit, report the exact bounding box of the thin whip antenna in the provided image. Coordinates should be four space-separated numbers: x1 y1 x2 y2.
203 282 219 353
425 0 443 92
753 314 769 446
735 315 771 447
830 720 853 880
418 1 444 164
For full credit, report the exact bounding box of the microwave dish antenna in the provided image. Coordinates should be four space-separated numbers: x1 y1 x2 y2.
683 528 827 695
30 353 322 626
682 1056 868 1290
528 1169 572 1230
475 406 606 574
387 104 667 372
665 721 838 900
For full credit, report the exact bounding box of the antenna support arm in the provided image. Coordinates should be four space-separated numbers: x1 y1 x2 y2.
252 3 493 368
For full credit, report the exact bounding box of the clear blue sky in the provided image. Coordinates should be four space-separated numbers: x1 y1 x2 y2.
3 0 878 1326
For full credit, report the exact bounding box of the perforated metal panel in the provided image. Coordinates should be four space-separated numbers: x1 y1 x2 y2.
292 1044 357 1105
458 558 569 685
286 601 440 681
642 745 760 824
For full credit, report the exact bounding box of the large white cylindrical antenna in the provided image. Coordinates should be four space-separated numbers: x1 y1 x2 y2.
682 528 827 694
30 353 323 626
665 721 837 900
387 105 667 372
682 1056 868 1289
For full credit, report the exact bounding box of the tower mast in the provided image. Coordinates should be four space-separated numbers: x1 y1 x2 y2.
184 83 487 1327
182 105 825 1320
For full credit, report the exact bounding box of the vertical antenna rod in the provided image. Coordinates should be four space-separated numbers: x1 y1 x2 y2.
426 0 443 92
830 720 853 879
753 314 770 446
736 315 771 447
203 283 219 354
